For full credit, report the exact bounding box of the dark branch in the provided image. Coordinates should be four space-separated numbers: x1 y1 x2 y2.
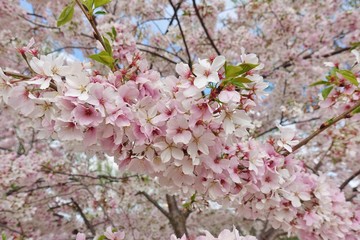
138 48 178 65
71 198 96 235
169 0 192 68
19 15 59 29
192 0 221 55
255 117 320 138
264 47 351 78
137 42 186 62
165 1 183 34
340 169 360 190
284 101 360 156
47 46 96 54
136 191 171 220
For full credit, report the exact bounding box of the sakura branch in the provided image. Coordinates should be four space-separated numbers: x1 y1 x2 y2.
192 0 221 55
1 0 360 239
283 100 360 156
340 169 360 190
74 0 107 52
71 198 96 236
169 0 193 67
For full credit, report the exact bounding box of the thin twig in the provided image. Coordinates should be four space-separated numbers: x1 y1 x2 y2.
4 71 31 79
18 15 58 29
340 169 360 190
314 140 334 172
138 48 177 65
264 47 351 78
136 191 171 220
255 117 320 138
192 0 221 55
74 0 118 71
169 0 193 68
71 198 96 235
47 46 96 54
137 42 185 62
74 0 105 50
165 1 183 34
284 101 360 156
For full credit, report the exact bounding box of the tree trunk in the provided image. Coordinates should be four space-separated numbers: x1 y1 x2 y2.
166 194 189 238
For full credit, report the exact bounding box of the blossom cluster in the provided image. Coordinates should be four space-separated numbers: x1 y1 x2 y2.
1 23 360 240
318 50 360 115
172 227 258 240
76 226 257 240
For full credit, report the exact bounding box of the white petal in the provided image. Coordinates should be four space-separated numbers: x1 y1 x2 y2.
351 49 360 63
210 56 226 71
207 72 220 84
175 62 190 77
161 148 172 163
194 76 209 89
172 147 184 160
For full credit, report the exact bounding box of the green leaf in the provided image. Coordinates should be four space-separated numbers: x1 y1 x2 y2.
89 51 114 68
190 193 196 202
337 69 359 86
322 86 333 99
95 10 106 14
82 0 94 11
225 63 258 78
352 106 360 114
182 202 191 209
103 36 112 55
2 233 7 240
94 0 112 8
222 76 251 88
350 41 360 50
57 3 75 27
97 235 106 240
112 26 117 39
309 80 330 87
279 237 299 240
232 77 252 83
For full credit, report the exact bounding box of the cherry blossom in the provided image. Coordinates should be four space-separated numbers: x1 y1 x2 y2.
193 56 225 89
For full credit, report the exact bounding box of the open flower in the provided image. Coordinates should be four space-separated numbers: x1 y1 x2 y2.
351 49 360 64
72 104 102 126
75 233 86 240
277 124 299 152
193 56 225 89
104 226 125 240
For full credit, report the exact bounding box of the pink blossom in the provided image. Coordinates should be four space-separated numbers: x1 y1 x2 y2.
193 56 225 89
166 116 192 144
104 226 125 240
75 233 86 240
72 104 103 126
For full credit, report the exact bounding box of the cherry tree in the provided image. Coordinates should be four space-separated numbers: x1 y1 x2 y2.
0 0 360 239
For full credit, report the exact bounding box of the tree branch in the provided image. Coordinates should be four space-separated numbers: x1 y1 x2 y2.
264 47 351 78
169 0 192 68
4 71 31 79
255 117 320 138
340 169 360 190
136 191 171 220
0 223 24 236
166 194 189 238
137 42 186 62
18 15 59 29
138 48 178 65
284 101 360 156
71 198 96 235
74 0 118 71
192 0 221 55
314 140 334 172
47 46 96 54
165 1 183 34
